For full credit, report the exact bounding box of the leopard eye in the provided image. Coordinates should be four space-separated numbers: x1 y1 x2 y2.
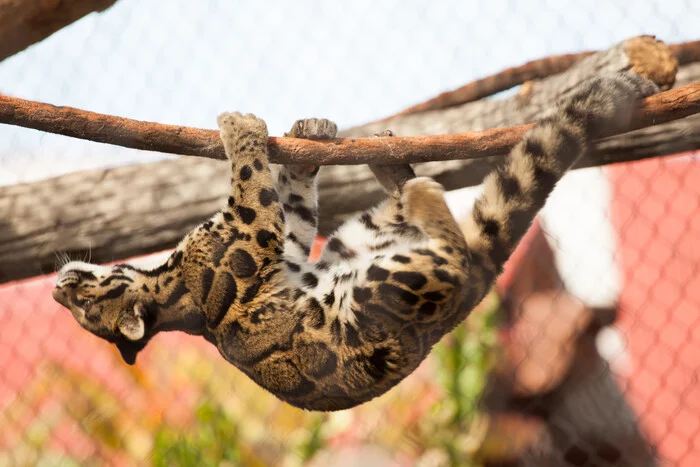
82 299 93 312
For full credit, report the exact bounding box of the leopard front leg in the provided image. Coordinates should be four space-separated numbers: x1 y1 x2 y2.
188 112 285 329
278 118 337 266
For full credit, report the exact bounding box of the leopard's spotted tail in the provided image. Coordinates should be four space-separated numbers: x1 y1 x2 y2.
460 72 659 305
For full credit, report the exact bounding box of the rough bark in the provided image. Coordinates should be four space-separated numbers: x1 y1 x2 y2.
0 0 118 62
2 37 699 283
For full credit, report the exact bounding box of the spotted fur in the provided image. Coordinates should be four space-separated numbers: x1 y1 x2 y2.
53 73 658 410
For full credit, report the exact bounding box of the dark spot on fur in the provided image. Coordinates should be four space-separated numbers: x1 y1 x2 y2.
239 165 252 180
208 273 237 328
259 188 278 207
253 159 263 171
508 208 537 242
532 165 558 207
284 203 317 225
392 254 411 264
366 265 389 281
482 219 500 238
369 239 396 251
327 238 356 259
99 275 133 287
563 105 592 131
434 269 458 285
231 249 257 278
200 268 215 304
293 289 306 301
94 283 128 304
360 212 380 230
423 291 445 302
287 232 311 256
524 138 546 161
223 212 233 222
392 222 422 238
330 319 342 344
285 261 301 273
367 347 392 380
302 272 318 289
418 301 437 316
498 172 522 198
236 206 257 224
305 297 325 328
334 271 354 284
288 193 304 204
378 283 419 308
256 229 276 248
323 291 335 306
344 325 361 347
240 278 263 304
392 271 427 290
352 287 372 303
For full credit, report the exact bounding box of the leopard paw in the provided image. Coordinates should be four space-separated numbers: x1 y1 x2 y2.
217 112 268 149
286 118 338 140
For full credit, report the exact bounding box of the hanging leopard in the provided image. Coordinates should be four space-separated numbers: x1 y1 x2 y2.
53 72 658 411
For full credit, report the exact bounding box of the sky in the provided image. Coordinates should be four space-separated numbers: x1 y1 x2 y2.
0 0 697 185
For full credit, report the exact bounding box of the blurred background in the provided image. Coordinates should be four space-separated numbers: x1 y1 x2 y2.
1 0 699 465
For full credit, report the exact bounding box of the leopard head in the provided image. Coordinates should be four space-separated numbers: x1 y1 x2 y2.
52 261 152 364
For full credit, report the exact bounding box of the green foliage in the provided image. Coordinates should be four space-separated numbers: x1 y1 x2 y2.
429 294 502 464
152 401 242 467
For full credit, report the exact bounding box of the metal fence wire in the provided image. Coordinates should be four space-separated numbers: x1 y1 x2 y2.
1 0 699 466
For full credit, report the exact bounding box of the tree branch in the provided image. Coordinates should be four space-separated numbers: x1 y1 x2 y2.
0 0 119 62
1 84 698 166
356 38 700 122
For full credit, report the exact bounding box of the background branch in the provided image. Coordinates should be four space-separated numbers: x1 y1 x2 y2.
0 0 119 62
365 39 700 121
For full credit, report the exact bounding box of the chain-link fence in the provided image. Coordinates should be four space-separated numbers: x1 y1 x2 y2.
1 0 699 465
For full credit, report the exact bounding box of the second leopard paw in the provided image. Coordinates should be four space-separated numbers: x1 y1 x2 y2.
286 118 338 140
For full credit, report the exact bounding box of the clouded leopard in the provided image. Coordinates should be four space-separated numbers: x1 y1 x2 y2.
53 72 657 410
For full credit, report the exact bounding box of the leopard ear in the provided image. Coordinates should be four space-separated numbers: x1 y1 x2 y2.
117 303 146 341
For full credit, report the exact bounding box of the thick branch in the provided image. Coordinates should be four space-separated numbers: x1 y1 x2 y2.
1 84 698 166
0 0 118 62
